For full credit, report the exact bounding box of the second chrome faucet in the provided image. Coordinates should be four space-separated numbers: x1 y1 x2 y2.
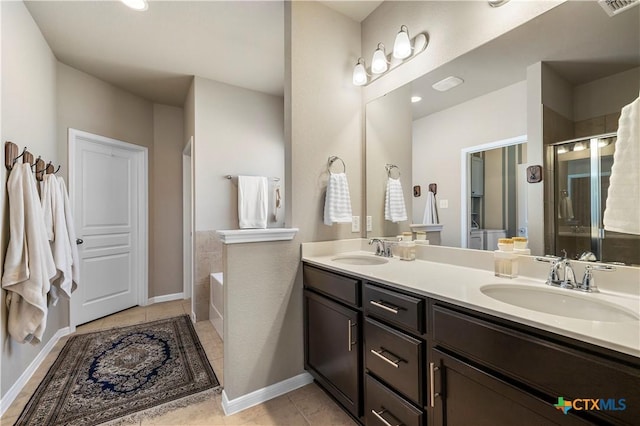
535 255 615 293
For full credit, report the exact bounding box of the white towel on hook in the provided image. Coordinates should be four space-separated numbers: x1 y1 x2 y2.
238 176 269 229
2 164 56 344
324 172 353 225
58 177 80 290
558 194 574 220
604 95 640 235
41 174 74 305
385 177 407 223
423 191 439 225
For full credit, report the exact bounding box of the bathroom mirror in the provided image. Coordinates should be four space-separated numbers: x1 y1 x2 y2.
364 1 640 264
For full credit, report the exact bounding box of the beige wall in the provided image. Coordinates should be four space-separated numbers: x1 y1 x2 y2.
361 1 562 103
151 104 184 297
191 76 285 321
366 84 412 237
0 0 66 399
289 1 362 243
484 149 504 230
412 80 527 247
573 67 640 122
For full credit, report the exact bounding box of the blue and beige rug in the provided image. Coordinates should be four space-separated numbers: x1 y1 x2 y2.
15 315 220 426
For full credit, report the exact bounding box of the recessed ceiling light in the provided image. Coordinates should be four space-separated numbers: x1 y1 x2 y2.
411 96 422 103
488 0 510 7
432 76 464 92
121 0 148 11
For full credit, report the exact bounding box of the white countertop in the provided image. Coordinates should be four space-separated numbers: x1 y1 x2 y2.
302 249 640 358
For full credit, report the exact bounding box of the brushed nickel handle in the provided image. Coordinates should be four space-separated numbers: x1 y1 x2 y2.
348 320 357 352
370 300 399 314
370 348 401 368
430 362 440 408
371 409 400 426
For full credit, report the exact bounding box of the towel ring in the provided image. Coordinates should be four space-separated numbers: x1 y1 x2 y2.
386 164 401 179
327 156 346 173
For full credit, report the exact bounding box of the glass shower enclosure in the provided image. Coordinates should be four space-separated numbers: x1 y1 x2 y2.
551 133 639 266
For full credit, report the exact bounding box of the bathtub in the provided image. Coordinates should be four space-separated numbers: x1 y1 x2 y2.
209 272 223 341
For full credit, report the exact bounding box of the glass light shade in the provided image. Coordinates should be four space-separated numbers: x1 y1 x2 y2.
371 44 388 74
557 146 568 154
393 26 412 59
573 142 586 152
352 60 367 86
121 0 148 11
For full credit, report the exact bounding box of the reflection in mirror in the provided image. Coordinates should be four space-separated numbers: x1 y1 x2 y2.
551 135 639 266
364 1 639 264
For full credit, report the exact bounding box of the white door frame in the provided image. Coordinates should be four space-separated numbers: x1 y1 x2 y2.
68 128 149 331
460 134 527 248
182 137 195 322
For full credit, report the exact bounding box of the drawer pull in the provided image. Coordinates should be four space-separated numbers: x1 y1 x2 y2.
429 362 440 408
348 320 357 352
370 300 400 314
371 408 401 426
370 348 402 368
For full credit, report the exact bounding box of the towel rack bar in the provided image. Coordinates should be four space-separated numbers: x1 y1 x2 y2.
4 140 61 175
225 175 280 182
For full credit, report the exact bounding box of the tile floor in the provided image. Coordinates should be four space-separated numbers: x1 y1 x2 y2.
0 299 356 426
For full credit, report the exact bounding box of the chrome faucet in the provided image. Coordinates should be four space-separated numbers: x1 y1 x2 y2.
535 255 616 293
368 238 394 257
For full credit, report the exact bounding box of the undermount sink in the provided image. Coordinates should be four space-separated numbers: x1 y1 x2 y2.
331 254 389 265
481 284 639 322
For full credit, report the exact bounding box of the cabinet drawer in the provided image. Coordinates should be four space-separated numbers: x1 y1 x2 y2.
365 374 423 426
365 318 424 405
303 264 359 307
433 304 640 425
364 284 424 333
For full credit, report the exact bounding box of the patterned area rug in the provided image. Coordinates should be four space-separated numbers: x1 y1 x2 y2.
15 315 220 426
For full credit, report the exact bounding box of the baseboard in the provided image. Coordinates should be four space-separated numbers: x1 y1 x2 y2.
0 327 71 416
221 372 313 416
147 292 184 305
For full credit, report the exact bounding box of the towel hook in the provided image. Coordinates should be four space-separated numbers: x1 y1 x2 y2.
385 163 401 178
327 156 346 173
12 146 28 166
428 183 437 195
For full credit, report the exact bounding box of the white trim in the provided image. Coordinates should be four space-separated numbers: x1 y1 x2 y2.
221 372 313 416
68 128 149 328
182 138 193 301
0 327 71 416
147 292 184 305
216 228 298 244
460 135 527 248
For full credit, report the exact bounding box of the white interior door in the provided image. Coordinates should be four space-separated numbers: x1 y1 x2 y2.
70 129 147 326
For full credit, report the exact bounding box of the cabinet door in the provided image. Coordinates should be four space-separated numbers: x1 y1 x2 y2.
305 290 361 418
471 156 484 197
430 348 589 426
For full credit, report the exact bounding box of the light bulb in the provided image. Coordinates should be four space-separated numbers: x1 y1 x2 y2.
411 96 422 103
121 0 148 11
557 146 568 154
393 25 412 59
573 142 586 152
352 59 367 86
371 43 388 74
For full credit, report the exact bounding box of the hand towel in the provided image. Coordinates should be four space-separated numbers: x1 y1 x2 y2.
2 164 57 344
603 95 640 235
324 172 353 225
423 191 439 225
558 194 574 220
385 177 407 223
58 177 80 291
238 175 269 229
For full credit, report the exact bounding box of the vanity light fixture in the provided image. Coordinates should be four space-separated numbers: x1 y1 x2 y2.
121 0 148 11
352 58 369 86
411 96 422 103
371 43 389 74
598 139 611 148
352 25 428 86
557 145 569 154
432 76 464 92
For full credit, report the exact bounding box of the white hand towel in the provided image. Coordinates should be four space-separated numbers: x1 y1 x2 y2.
58 177 80 291
238 176 269 229
603 95 640 235
385 177 407 223
423 191 439 225
2 164 56 344
558 195 574 220
324 172 353 225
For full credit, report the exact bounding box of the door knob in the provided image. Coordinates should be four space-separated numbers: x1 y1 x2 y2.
76 238 84 245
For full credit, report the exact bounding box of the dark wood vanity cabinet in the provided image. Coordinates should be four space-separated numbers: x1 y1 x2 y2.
303 262 640 426
303 265 362 419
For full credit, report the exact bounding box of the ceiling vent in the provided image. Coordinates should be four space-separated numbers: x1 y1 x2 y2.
598 0 639 16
